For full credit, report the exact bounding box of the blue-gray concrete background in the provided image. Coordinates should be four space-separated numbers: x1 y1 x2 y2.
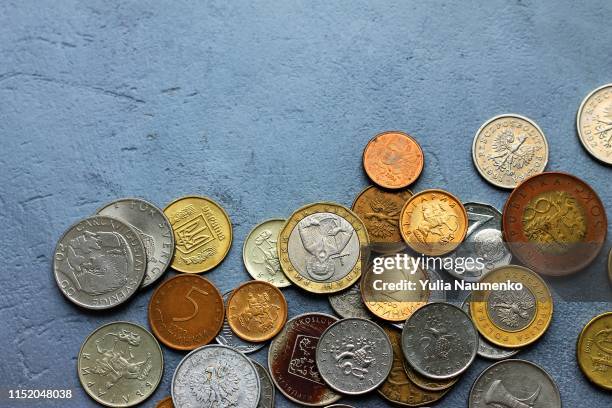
0 1 610 407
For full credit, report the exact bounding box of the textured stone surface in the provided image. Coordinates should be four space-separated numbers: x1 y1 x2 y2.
0 1 610 407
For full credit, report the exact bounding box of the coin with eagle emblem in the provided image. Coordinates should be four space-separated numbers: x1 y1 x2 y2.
576 83 612 164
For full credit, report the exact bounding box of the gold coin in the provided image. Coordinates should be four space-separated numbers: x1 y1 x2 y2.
577 312 612 390
164 196 232 273
401 357 459 392
576 83 612 164
399 189 468 256
608 248 612 288
470 265 553 348
278 202 369 294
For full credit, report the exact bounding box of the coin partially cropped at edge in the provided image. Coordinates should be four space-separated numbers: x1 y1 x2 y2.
243 218 291 287
252 360 275 408
402 356 458 392
576 83 612 164
155 396 173 408
328 281 373 320
577 312 612 390
216 291 265 354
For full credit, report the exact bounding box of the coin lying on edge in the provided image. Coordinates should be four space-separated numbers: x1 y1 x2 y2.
243 218 290 287
576 83 612 164
252 360 275 408
216 291 265 354
577 312 612 390
78 322 163 407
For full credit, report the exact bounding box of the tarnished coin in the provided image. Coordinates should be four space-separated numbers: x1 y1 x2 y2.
78 322 163 407
469 359 561 408
54 216 146 310
316 318 393 395
444 203 511 282
328 281 372 319
243 219 290 287
278 202 369 294
148 274 224 350
98 198 174 288
252 360 275 408
577 312 612 390
402 302 478 380
172 344 260 408
268 313 341 406
399 189 468 256
503 172 607 276
472 114 548 189
577 83 612 164
227 280 288 342
155 396 173 408
163 195 232 273
470 265 553 348
402 357 458 392
215 291 265 354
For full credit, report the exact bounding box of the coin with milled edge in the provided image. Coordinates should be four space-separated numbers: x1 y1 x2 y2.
252 360 275 408
172 344 260 408
155 396 173 408
78 322 163 407
316 318 393 395
577 312 612 390
577 83 612 164
243 219 291 287
98 198 174 288
54 216 146 310
328 281 372 319
215 291 265 353
469 359 561 408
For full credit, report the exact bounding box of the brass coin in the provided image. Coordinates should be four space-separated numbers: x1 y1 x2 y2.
576 83 612 164
163 195 232 273
402 358 458 392
609 248 612 287
577 312 612 390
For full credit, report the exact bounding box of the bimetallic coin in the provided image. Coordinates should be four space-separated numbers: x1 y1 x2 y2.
227 280 288 342
577 83 612 164
402 357 458 392
78 322 163 407
148 274 224 350
577 312 612 390
172 344 260 408
54 216 146 310
252 360 275 408
216 291 265 354
155 396 173 408
243 219 290 287
98 198 174 288
328 281 372 319
472 114 548 189
469 359 561 408
316 318 393 395
402 302 478 380
278 202 369 294
164 195 232 273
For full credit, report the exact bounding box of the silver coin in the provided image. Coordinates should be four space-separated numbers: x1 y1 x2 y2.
97 198 174 288
215 291 265 354
172 344 260 408
469 359 561 408
576 83 612 164
316 318 393 395
243 218 291 287
444 202 512 282
328 281 372 319
401 302 478 380
392 267 446 330
252 360 275 408
53 216 146 309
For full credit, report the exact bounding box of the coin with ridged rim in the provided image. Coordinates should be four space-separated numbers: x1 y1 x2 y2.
252 360 275 408
576 83 612 164
577 312 612 390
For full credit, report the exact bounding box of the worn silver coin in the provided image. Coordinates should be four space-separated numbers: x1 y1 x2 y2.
215 291 265 354
172 344 260 408
54 216 146 310
392 267 446 330
402 302 478 380
243 219 291 287
469 359 561 408
252 360 275 408
97 198 174 288
576 83 612 164
328 281 372 319
316 318 393 395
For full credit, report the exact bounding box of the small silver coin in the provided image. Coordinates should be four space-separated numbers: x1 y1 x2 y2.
392 267 446 330
328 281 372 319
98 198 174 288
172 344 260 408
469 359 561 408
316 318 393 395
252 360 275 408
215 291 265 354
243 219 291 287
402 302 478 380
53 216 146 309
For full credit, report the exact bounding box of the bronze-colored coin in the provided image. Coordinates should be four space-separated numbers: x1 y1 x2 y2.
609 248 612 287
502 172 607 276
399 189 468 256
148 274 224 350
577 312 612 390
362 131 424 189
155 396 173 408
227 280 288 342
402 357 458 392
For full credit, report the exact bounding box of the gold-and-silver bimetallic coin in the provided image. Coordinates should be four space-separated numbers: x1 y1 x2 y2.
577 83 612 164
243 218 290 287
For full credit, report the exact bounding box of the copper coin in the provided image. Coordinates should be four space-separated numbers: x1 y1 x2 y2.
148 274 224 350
362 131 424 189
503 172 607 276
227 280 288 342
155 396 173 408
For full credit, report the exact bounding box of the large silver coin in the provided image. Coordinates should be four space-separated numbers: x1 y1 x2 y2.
392 267 446 330
53 216 146 309
97 198 174 288
215 291 265 354
172 344 260 408
316 318 393 395
243 218 291 287
252 360 275 408
444 203 512 282
402 302 478 380
78 321 163 407
469 359 561 408
328 282 372 319
576 83 612 164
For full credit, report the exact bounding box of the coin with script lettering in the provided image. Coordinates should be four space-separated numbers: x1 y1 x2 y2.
577 312 612 390
243 219 290 287
502 172 607 276
148 274 224 350
155 396 173 408
98 198 174 288
577 83 612 164
328 281 373 319
252 360 275 408
216 291 265 353
163 195 232 273
78 322 163 407
54 216 146 310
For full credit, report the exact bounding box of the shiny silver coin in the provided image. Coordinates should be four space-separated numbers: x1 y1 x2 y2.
469 359 561 408
243 219 291 287
316 318 393 395
97 198 174 288
215 291 265 354
328 282 372 319
53 216 146 309
402 302 478 380
392 267 446 330
172 344 260 408
252 360 275 408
